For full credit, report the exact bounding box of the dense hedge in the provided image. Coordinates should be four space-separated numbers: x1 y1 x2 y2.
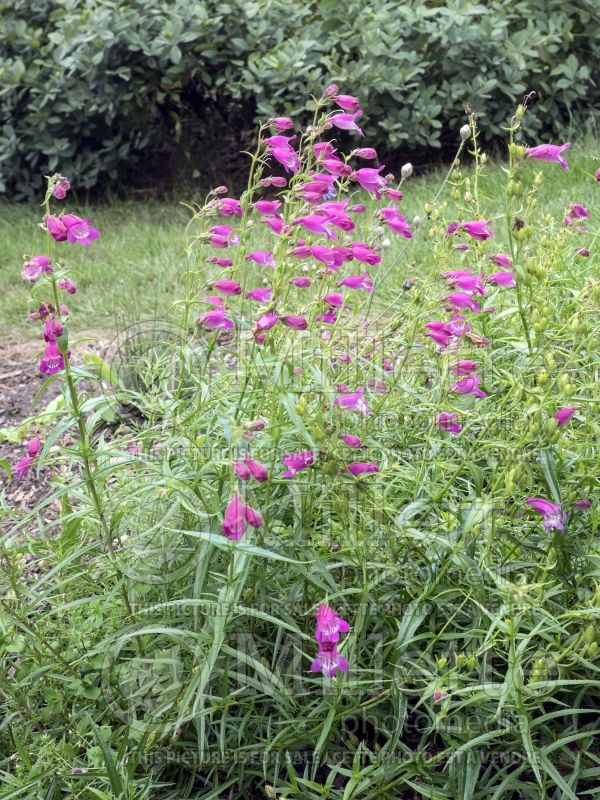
1 0 599 197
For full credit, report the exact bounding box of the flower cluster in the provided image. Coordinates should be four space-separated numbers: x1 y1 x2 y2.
310 604 350 678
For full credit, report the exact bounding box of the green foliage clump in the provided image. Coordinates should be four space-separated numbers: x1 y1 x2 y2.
1 0 599 196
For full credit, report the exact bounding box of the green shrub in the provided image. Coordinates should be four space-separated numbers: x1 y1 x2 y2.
1 0 599 197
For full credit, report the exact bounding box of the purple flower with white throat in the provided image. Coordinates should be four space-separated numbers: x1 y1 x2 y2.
526 498 566 532
334 386 370 415
22 255 52 283
61 214 100 246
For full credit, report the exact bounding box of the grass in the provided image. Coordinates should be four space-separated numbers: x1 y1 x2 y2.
1 137 598 335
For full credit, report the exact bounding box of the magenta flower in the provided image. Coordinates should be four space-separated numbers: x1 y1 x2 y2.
292 214 336 239
487 271 516 288
332 94 360 112
256 311 279 331
352 147 377 160
570 203 589 219
246 250 275 268
291 276 311 288
347 461 378 477
51 179 70 199
222 494 263 541
323 292 344 307
234 455 269 483
260 176 287 188
449 375 487 398
311 642 349 678
324 83 338 96
489 253 512 268
282 450 314 478
207 256 234 268
575 499 592 510
43 317 64 341
253 200 281 215
526 497 566 532
217 197 242 216
39 340 65 375
315 604 350 643
352 167 387 197
269 116 294 131
261 216 285 235
577 248 590 257
596 168 600 182
197 308 234 330
334 386 370 415
57 277 77 294
349 242 381 265
337 273 374 291
379 207 413 238
384 188 404 200
316 308 337 324
270 145 301 173
340 434 362 449
462 220 493 241
245 287 273 303
554 406 577 427
329 111 363 135
525 142 571 170
21 255 53 283
44 214 68 241
437 413 462 434
281 315 308 330
15 438 42 480
451 360 477 375
447 274 486 294
321 157 352 177
61 214 100 246
444 292 482 313
213 279 242 296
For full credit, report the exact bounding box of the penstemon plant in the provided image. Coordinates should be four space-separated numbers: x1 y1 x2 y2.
2 87 599 799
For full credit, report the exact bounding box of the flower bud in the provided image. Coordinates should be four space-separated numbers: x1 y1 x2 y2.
459 124 471 141
401 163 413 179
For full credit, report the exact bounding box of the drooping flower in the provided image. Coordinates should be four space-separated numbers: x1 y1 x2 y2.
292 214 336 239
449 375 487 398
234 455 269 483
269 144 301 173
21 255 53 283
554 406 577 427
526 497 566 532
329 111 363 135
282 450 314 478
337 273 374 291
525 142 571 170
217 197 243 216
61 214 100 246
347 461 378 476
261 215 285 235
316 308 337 324
334 386 370 415
213 279 242 296
487 271 516 288
44 215 68 241
245 287 273 303
437 412 462 434
340 434 362 448
246 250 275 268
352 167 387 197
197 308 234 330
332 94 360 112
39 340 66 375
222 493 263 540
281 315 308 330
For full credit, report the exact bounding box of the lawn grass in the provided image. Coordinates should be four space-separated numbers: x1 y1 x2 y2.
0 138 598 336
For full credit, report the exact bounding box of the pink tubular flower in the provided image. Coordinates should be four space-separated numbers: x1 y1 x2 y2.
281 314 308 330
577 248 590 257
332 94 360 112
213 279 242 296
44 214 67 241
246 250 275 268
311 642 349 678
222 493 263 540
269 145 301 173
218 197 242 216
595 168 600 182
451 360 477 375
282 450 314 478
347 461 378 477
260 176 287 188
197 308 234 330
489 253 512 268
352 147 377 160
349 203 366 213
487 271 516 288
569 203 589 219
261 215 285 235
245 287 273 303
526 497 566 532
207 256 234 268
437 412 462 434
575 499 592 510
447 273 486 294
349 242 381 265
323 292 344 307
235 455 269 483
291 276 311 288
292 214 336 239
352 167 387 197
51 179 70 199
525 142 571 170
324 83 338 96
57 277 77 294
462 220 493 241
315 604 350 643
334 386 370 415
316 308 337 324
61 214 100 246
39 339 65 375
21 255 52 283
340 434 362 448
444 293 482 313
253 200 281 215
449 375 487 398
379 207 413 238
554 406 577 427
337 273 374 291
329 111 363 135
15 438 42 480
385 188 404 201
256 311 279 331
43 317 64 341
321 156 352 177
269 116 294 131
